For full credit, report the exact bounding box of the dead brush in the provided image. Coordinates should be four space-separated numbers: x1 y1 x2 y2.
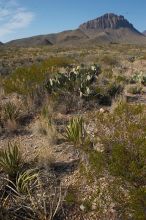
0 172 66 220
27 180 64 220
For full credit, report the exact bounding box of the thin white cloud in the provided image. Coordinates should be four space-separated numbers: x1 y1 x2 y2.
0 0 34 38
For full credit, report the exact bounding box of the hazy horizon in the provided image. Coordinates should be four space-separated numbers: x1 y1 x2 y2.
0 0 146 43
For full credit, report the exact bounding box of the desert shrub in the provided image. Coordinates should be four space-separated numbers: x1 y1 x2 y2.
2 101 20 121
140 54 146 60
87 150 105 176
130 72 146 85
109 143 145 181
129 187 146 220
83 101 146 218
3 65 47 95
127 85 143 94
107 81 123 97
141 76 146 86
101 68 113 79
96 101 146 184
100 55 118 66
98 94 112 106
3 56 73 95
96 78 124 105
42 56 74 68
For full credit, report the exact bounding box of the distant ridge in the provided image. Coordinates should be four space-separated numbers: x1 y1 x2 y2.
79 13 138 31
5 13 146 47
143 30 146 36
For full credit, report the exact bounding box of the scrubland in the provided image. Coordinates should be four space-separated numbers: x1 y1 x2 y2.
0 44 146 219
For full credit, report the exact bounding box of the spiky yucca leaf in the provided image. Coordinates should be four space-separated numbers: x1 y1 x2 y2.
65 117 85 146
0 142 22 181
15 169 38 194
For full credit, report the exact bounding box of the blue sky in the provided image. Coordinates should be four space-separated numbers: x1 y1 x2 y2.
0 0 146 42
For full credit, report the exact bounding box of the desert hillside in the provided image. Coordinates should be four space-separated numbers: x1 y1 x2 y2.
0 43 146 219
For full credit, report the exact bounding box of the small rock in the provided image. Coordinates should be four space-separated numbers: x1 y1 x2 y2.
80 204 86 212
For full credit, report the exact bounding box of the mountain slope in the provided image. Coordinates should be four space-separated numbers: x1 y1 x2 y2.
5 13 146 47
6 29 88 47
79 13 139 32
79 13 146 44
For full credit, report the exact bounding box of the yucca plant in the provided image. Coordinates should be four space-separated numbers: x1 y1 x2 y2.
64 117 86 146
10 169 38 194
0 142 22 183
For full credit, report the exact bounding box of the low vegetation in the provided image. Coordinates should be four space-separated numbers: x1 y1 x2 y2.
0 44 146 219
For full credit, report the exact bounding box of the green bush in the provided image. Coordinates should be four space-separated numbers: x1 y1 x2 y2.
107 81 123 97
96 78 124 105
127 85 143 94
129 187 146 220
130 72 146 85
3 57 73 95
96 101 146 183
3 65 47 95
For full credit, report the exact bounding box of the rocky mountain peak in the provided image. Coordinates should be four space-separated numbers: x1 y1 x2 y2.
79 13 136 30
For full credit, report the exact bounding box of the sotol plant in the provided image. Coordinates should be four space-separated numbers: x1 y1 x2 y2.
65 117 86 146
13 169 38 194
0 142 22 183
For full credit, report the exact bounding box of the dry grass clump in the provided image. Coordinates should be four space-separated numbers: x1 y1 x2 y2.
36 145 54 169
0 101 23 133
36 103 58 145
